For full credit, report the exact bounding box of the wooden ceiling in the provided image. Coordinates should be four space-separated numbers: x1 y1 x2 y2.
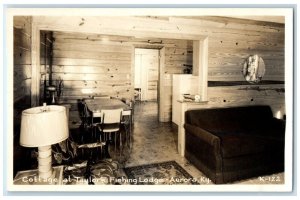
183 16 285 26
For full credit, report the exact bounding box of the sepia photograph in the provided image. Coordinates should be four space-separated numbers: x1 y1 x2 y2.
4 6 294 193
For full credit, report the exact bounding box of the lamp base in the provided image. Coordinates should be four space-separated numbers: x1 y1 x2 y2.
38 145 53 180
37 170 56 183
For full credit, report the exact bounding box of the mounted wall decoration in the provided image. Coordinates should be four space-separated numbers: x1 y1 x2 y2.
242 55 266 83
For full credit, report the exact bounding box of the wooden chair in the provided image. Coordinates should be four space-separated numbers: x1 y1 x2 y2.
121 109 132 149
79 100 104 159
134 88 141 102
82 101 101 131
99 109 123 155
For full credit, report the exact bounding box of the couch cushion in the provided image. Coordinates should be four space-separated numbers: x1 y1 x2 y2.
216 132 282 158
217 133 264 158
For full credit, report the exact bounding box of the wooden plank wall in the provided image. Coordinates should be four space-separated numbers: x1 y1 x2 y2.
13 16 32 128
205 85 285 117
204 18 285 117
50 32 133 111
51 32 192 115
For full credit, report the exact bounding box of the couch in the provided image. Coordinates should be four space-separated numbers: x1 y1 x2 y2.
184 105 285 184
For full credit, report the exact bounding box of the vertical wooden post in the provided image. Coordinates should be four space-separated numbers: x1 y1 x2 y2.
158 47 165 122
192 40 200 76
193 38 208 101
131 45 135 101
199 37 208 101
31 21 40 107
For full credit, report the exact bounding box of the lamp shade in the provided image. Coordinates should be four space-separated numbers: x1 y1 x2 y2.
20 105 69 147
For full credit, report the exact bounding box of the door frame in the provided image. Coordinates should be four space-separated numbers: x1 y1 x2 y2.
133 47 165 121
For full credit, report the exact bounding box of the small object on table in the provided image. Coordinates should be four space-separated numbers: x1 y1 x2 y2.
194 95 201 102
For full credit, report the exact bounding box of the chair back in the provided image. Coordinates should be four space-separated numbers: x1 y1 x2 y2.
101 109 123 124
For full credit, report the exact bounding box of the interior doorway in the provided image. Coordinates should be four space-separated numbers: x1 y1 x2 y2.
134 48 159 102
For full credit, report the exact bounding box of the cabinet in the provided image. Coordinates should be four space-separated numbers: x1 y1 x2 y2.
172 74 208 156
172 74 199 125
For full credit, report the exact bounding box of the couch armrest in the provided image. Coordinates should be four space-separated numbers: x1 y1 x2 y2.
184 123 220 149
270 117 286 130
184 123 223 174
259 117 286 138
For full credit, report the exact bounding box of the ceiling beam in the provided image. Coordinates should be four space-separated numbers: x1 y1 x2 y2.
226 16 285 24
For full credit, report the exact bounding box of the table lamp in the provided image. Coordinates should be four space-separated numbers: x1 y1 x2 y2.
46 85 57 104
20 104 69 180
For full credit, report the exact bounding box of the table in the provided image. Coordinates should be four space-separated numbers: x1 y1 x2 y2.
84 98 132 127
84 98 133 152
84 98 131 113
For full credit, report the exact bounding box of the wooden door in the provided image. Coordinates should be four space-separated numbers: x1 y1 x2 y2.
134 49 159 101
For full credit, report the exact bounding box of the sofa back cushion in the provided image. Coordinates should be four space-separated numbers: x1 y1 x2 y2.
185 105 274 133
